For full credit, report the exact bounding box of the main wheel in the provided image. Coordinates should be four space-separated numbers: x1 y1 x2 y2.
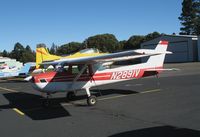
66 92 76 101
87 95 97 106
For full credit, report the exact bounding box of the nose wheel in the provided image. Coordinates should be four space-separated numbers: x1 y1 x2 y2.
87 95 97 106
85 88 97 106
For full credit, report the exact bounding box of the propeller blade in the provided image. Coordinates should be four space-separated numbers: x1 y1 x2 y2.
24 76 33 81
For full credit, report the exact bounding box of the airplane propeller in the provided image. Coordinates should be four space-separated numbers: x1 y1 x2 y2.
24 76 33 81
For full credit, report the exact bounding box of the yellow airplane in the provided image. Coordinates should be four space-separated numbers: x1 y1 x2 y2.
36 46 108 69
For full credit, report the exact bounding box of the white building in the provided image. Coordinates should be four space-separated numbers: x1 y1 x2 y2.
141 35 199 63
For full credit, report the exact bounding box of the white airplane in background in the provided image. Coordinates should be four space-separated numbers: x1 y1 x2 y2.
0 63 36 79
26 41 172 106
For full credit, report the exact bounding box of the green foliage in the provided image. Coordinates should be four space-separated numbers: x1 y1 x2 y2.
123 35 145 50
118 40 127 51
49 43 58 54
25 45 32 53
22 45 35 62
10 42 25 62
85 34 119 52
193 0 200 35
144 32 161 41
1 43 35 63
2 50 9 57
21 51 35 63
179 0 200 35
123 32 161 50
57 42 82 55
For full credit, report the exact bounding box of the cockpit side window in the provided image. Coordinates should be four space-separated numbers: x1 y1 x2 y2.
72 65 89 75
56 64 92 76
56 63 71 73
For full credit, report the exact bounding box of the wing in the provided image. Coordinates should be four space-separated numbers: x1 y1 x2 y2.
40 49 160 65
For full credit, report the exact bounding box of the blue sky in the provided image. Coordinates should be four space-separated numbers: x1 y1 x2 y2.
0 0 182 51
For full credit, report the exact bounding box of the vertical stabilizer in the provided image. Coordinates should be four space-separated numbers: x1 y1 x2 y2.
146 41 169 68
36 46 60 69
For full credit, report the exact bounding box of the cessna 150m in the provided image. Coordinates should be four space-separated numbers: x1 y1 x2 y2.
26 41 171 106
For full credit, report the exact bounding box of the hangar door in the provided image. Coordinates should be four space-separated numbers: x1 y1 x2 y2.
166 41 188 62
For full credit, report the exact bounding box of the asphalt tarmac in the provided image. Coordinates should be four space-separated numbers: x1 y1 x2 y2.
0 63 200 137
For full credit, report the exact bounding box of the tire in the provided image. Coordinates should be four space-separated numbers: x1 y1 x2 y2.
87 95 97 106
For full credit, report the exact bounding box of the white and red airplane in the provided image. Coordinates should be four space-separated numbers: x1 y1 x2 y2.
26 41 171 106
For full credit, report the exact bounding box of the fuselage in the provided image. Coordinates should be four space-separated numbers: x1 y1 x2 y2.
30 63 162 93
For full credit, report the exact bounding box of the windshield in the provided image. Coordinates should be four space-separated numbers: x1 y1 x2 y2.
79 48 100 54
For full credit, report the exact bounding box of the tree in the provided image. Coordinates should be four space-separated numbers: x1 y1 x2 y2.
57 42 82 55
49 43 58 54
2 50 9 57
123 32 161 50
123 35 145 50
179 0 200 35
9 44 35 63
85 34 119 52
10 42 25 62
144 32 161 41
118 40 127 51
193 0 200 35
22 45 35 62
21 51 35 63
25 45 32 53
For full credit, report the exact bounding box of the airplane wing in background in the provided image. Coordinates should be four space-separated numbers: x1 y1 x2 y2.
40 48 171 66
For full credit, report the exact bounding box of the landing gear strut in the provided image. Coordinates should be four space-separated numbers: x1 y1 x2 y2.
85 88 97 106
42 93 52 107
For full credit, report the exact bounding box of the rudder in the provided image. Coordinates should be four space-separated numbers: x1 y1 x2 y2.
36 45 60 69
146 41 170 68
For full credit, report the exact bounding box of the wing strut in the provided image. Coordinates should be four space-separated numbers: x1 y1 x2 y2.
70 64 88 89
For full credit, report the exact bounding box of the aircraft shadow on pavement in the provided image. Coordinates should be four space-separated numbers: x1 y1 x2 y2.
0 89 138 116
108 126 200 137
91 89 139 96
71 89 139 107
0 92 71 120
58 89 139 103
0 79 28 83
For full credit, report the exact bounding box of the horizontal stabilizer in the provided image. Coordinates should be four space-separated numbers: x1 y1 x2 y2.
134 49 172 55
